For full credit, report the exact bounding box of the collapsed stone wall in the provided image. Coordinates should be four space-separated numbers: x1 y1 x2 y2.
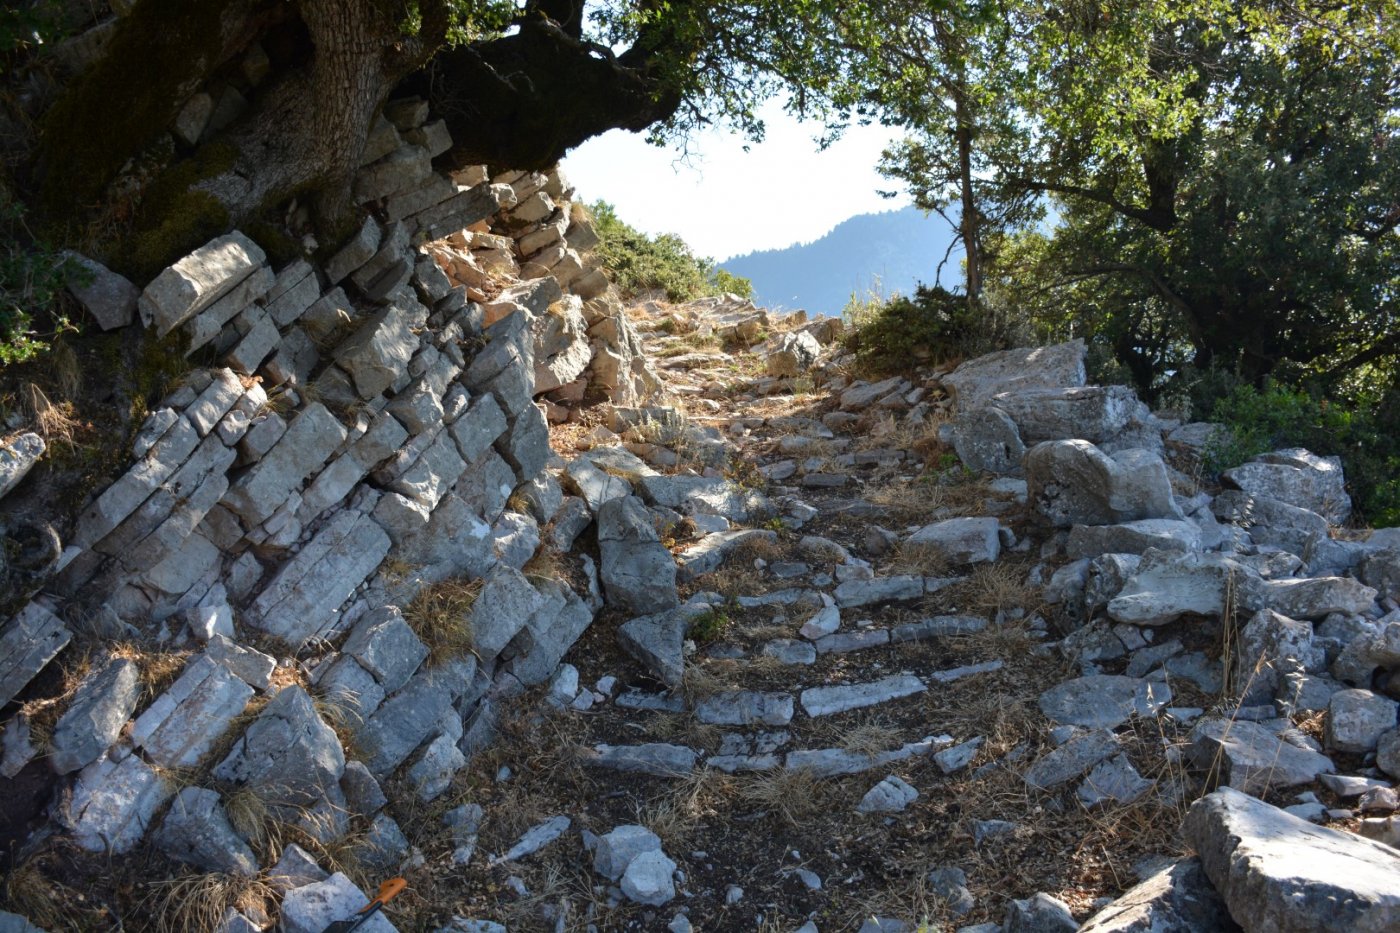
0 98 661 869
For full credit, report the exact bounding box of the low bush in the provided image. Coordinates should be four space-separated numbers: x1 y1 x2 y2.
1 195 77 365
1203 381 1400 527
589 200 752 302
841 283 980 373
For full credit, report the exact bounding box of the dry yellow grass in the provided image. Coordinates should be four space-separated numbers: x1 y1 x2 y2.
738 767 828 826
140 871 276 933
403 577 481 665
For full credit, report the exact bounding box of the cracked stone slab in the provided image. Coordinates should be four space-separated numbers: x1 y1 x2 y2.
694 691 794 727
584 744 697 777
1187 718 1334 794
130 654 254 769
800 674 927 717
0 601 72 709
1038 675 1172 729
786 735 953 778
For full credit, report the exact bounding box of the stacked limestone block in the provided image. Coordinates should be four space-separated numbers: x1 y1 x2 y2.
0 97 649 884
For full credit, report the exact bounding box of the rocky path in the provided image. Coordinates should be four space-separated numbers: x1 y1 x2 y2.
409 300 1400 931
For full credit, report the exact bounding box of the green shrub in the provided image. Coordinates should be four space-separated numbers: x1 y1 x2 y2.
0 196 77 366
1204 381 1400 527
589 201 752 302
841 283 980 373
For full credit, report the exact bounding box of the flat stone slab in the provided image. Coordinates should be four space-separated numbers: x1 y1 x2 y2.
856 775 919 813
281 872 397 933
0 432 45 502
786 735 953 778
1185 787 1400 933
1188 718 1334 794
1024 729 1120 791
1078 858 1236 933
1038 675 1171 729
694 691 794 727
585 744 696 777
833 575 925 608
491 815 571 865
800 674 926 717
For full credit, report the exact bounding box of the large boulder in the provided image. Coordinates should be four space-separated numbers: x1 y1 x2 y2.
765 330 822 378
943 339 1086 410
992 384 1146 445
597 496 679 615
1222 448 1351 526
1107 549 1264 626
212 686 346 809
1025 440 1183 527
1187 719 1334 794
1184 787 1400 932
947 406 1026 475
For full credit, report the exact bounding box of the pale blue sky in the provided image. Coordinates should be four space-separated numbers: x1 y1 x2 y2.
562 99 912 262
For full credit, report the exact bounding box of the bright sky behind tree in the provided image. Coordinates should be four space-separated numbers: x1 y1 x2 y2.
562 98 912 262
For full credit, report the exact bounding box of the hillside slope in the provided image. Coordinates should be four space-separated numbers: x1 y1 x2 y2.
722 205 962 316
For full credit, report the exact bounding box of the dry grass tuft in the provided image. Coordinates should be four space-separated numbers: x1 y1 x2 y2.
961 561 1043 615
140 871 275 933
890 541 952 577
2 857 105 931
680 663 729 703
826 717 904 759
21 381 80 449
738 767 828 826
403 577 481 665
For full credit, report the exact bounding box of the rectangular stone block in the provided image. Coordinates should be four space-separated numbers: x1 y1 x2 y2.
0 601 72 708
247 509 391 645
182 263 274 350
140 233 267 336
222 402 347 524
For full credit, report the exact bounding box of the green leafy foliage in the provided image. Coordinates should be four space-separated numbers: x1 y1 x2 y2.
0 195 76 366
1204 382 1400 527
842 284 981 373
589 201 752 302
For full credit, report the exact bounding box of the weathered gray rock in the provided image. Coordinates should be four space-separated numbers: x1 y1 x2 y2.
139 233 266 336
1002 893 1080 933
592 824 663 881
342 607 428 695
1026 440 1183 527
943 339 1086 410
1222 448 1351 526
1263 576 1377 620
993 384 1144 444
563 456 631 514
335 304 418 398
1024 729 1121 791
1212 490 1329 556
800 674 925 717
1077 755 1155 808
1184 786 1400 933
249 508 390 645
49 658 140 774
357 668 460 777
1325 689 1399 753
1235 610 1321 705
637 473 765 522
64 751 173 853
834 575 925 608
63 252 139 330
1078 858 1237 933
617 604 710 688
1188 718 1334 794
468 564 546 660
585 743 696 777
948 406 1026 474
1108 549 1263 626
496 401 550 482
0 601 71 710
695 691 794 727
598 496 679 615
621 849 677 906
155 786 258 876
856 774 919 813
281 872 397 933
1039 675 1171 729
213 686 345 807
1065 519 1202 559
0 433 45 503
766 330 822 377
223 402 346 525
905 516 1001 565
131 654 254 768
676 528 777 580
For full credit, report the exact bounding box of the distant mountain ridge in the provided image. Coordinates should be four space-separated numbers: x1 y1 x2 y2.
721 205 963 317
